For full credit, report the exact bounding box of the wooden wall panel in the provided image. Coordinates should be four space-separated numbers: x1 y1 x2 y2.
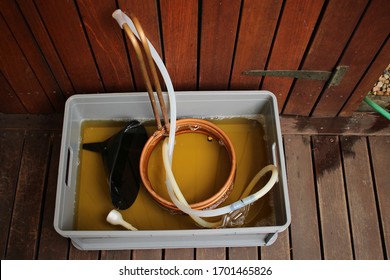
198 0 241 90
261 0 325 112
16 0 74 98
0 0 386 115
340 40 390 116
77 0 134 92
0 13 53 113
229 0 282 90
283 0 368 116
119 0 162 91
35 0 103 93
160 0 198 90
0 0 65 111
0 72 26 113
312 0 390 116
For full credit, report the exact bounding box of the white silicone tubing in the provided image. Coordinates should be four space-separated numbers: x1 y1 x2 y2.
162 138 278 219
112 10 177 162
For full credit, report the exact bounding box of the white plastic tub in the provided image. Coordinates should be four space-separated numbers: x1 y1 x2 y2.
54 90 290 250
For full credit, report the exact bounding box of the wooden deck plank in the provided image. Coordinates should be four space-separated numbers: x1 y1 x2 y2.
196 248 226 260
100 250 131 260
0 130 24 259
280 114 390 136
132 249 163 260
164 249 195 260
341 136 383 260
284 135 321 259
260 230 290 260
228 247 258 260
1 115 389 259
312 136 353 259
5 131 51 259
340 136 383 259
369 136 390 258
68 244 99 260
37 133 69 260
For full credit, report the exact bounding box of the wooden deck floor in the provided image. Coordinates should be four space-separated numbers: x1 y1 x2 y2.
1 114 389 260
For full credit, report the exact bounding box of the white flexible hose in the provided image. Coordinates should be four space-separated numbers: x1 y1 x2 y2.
162 138 278 219
113 10 177 162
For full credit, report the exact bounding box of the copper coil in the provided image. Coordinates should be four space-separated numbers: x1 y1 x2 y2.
123 15 236 213
140 118 236 213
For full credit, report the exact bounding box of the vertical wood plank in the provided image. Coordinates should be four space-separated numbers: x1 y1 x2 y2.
0 0 65 112
340 40 390 116
260 230 290 260
0 14 53 113
284 135 321 259
76 0 134 92
35 0 104 93
369 136 390 258
198 0 241 90
100 250 131 260
0 130 24 259
284 0 368 116
132 249 163 260
68 244 99 260
160 0 198 90
312 0 390 116
164 248 195 260
312 136 353 259
6 131 51 259
16 0 75 98
0 72 26 113
37 133 69 260
261 0 325 112
229 0 282 90
228 247 258 260
340 136 383 259
118 0 161 91
196 248 226 260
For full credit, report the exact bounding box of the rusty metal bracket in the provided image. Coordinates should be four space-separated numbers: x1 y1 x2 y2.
242 65 348 87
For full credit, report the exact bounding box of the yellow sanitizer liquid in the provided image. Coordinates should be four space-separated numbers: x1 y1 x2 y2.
75 118 275 230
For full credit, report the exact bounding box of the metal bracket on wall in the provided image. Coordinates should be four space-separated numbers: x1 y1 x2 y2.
242 65 349 87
